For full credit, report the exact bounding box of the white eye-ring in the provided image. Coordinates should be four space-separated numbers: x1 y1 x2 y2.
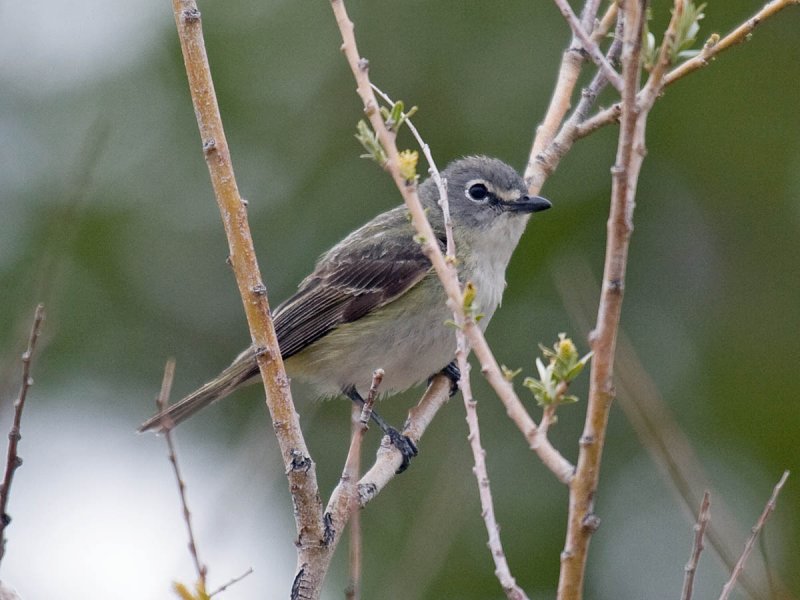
467 182 489 202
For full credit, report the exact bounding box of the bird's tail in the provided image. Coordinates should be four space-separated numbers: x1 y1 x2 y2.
138 347 259 433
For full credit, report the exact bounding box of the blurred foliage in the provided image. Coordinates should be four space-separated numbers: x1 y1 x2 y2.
1 1 799 599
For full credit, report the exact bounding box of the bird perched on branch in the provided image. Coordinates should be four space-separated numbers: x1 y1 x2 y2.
140 156 551 471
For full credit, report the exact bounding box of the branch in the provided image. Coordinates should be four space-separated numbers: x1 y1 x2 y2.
458 334 528 600
665 0 799 86
527 4 624 193
681 491 711 600
167 0 325 590
334 370 382 600
156 359 207 587
557 2 646 597
357 375 453 506
575 0 800 139
0 303 45 566
718 471 790 600
552 0 624 91
209 568 254 597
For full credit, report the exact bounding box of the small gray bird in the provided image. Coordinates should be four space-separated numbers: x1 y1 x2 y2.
140 156 550 469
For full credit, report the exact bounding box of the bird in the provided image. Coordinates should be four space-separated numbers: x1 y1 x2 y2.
140 156 551 471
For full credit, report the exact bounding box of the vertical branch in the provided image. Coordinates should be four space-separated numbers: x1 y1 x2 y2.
342 371 382 600
167 0 325 590
0 303 45 566
557 1 646 597
345 404 362 600
681 491 711 600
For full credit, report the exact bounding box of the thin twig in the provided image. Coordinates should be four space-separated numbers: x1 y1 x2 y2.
209 567 254 597
0 303 45 566
527 45 585 183
580 0 605 32
552 0 624 91
322 370 383 600
345 407 363 600
168 1 325 592
370 85 455 260
156 359 207 586
718 471 790 600
458 333 528 600
681 491 711 600
344 369 382 600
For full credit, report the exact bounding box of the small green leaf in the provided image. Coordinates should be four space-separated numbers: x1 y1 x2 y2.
354 120 387 165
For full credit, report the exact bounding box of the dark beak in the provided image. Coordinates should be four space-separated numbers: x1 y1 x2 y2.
502 195 552 213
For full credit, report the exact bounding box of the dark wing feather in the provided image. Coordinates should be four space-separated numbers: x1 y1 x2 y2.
274 257 431 358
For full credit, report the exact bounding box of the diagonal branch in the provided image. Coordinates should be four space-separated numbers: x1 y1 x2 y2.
718 471 790 600
167 0 325 591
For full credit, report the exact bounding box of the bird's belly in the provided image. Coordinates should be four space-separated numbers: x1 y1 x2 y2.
284 277 456 396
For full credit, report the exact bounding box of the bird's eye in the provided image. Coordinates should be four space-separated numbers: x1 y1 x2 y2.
467 183 489 201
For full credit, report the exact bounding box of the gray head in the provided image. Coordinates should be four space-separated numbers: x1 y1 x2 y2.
419 156 551 230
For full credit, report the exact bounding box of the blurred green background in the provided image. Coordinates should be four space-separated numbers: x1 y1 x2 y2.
1 1 798 598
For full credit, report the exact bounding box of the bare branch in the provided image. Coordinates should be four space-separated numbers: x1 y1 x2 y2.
552 0 624 91
527 6 624 193
156 359 207 586
167 1 325 591
557 2 646 597
681 491 711 600
0 303 45 566
718 471 790 600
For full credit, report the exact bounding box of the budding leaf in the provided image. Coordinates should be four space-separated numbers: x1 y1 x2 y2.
355 120 387 165
524 334 591 407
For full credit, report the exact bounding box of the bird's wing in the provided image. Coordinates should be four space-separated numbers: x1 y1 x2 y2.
274 253 434 359
274 201 450 359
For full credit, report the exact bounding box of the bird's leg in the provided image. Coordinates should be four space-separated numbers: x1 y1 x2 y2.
441 361 461 397
343 386 418 474
427 361 461 397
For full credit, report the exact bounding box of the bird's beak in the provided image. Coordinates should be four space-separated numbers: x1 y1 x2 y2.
502 195 552 213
